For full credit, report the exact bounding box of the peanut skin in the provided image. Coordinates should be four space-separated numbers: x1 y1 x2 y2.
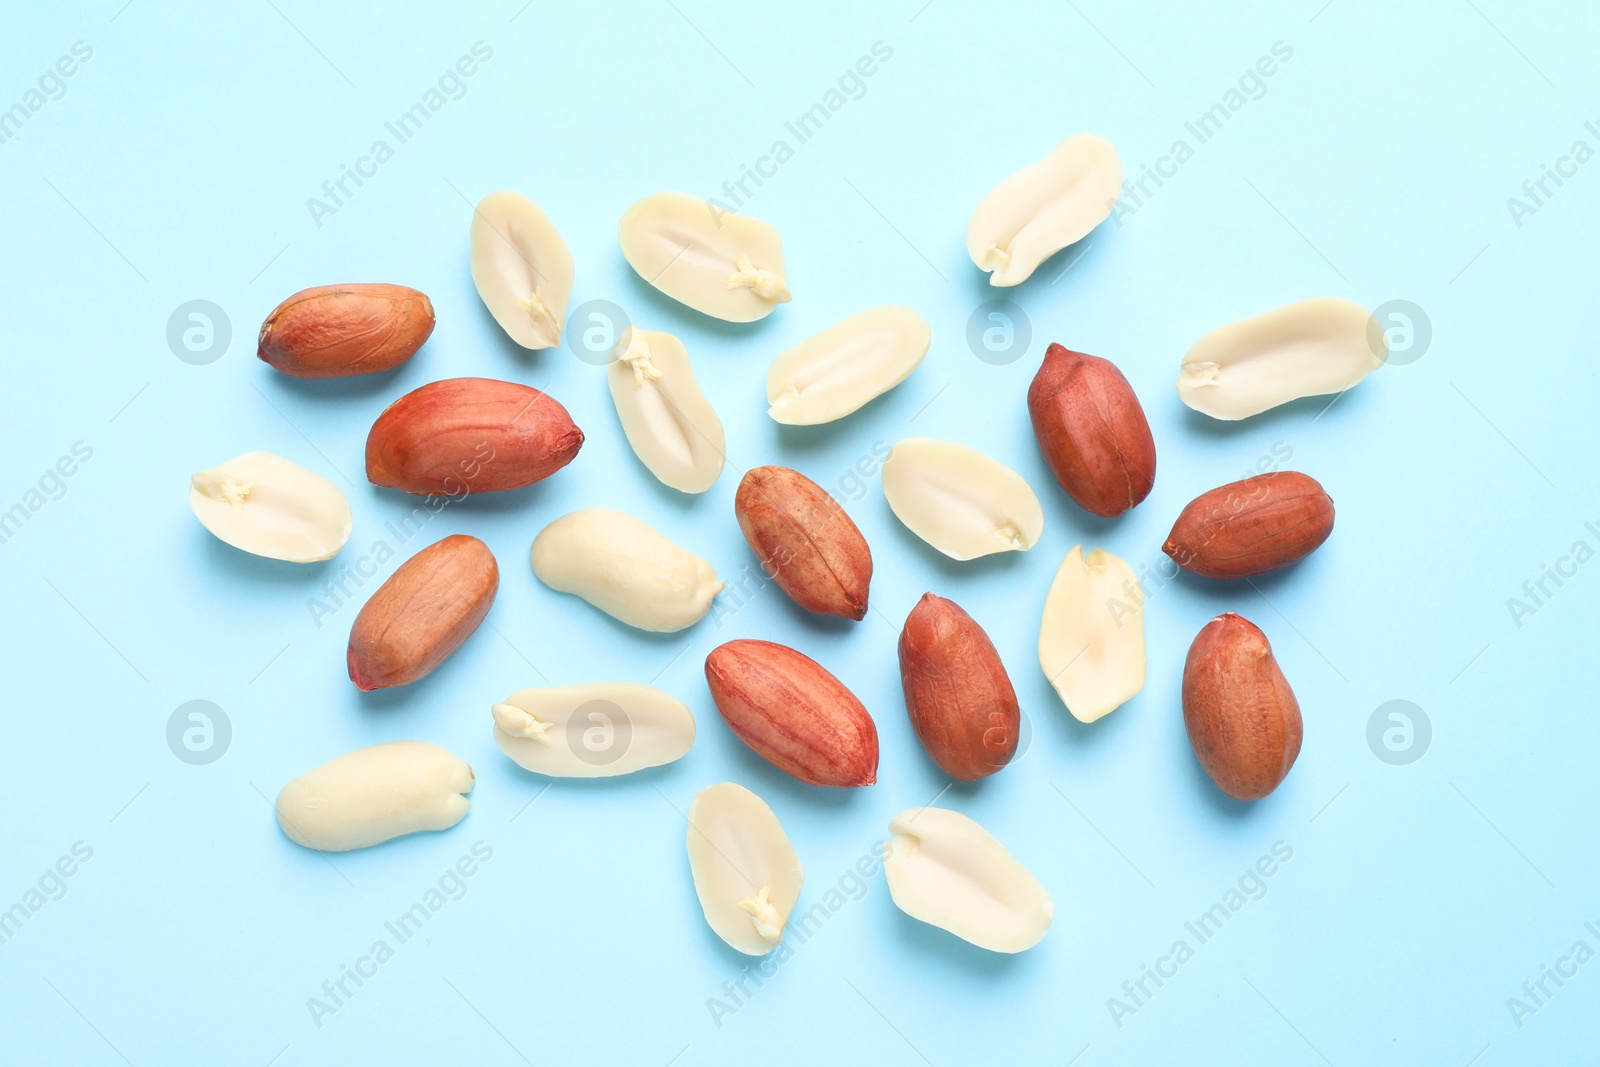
1181 613 1301 800
1027 344 1156 517
1164 471 1334 579
704 640 878 787
347 535 499 690
365 377 583 495
898 593 1019 780
258 283 434 379
734 466 872 620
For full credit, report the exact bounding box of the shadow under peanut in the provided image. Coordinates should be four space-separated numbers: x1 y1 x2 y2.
877 886 1044 976
619 265 786 345
876 497 1034 583
193 524 340 590
1174 384 1376 440
258 360 411 402
1176 723 1285 821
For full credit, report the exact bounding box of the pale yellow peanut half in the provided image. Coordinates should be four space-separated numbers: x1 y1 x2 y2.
967 133 1122 286
882 437 1043 560
1178 297 1385 420
190 450 351 563
492 683 695 778
766 305 929 425
884 807 1052 953
619 191 788 322
686 782 804 955
470 190 575 349
606 327 725 493
1039 545 1146 723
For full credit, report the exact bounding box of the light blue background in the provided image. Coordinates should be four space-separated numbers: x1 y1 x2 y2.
2 1 1596 1063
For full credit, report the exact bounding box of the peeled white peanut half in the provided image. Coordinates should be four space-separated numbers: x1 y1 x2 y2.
967 133 1122 286
884 807 1052 953
530 508 722 632
766 306 930 425
618 191 789 322
470 190 575 349
1039 545 1145 723
1178 297 1385 420
882 437 1044 560
190 450 352 563
607 327 726 493
493 683 695 778
686 782 804 955
276 741 473 852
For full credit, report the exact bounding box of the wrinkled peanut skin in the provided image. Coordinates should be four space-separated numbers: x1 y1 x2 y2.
1164 471 1334 579
898 593 1019 780
258 283 435 379
734 466 872 620
704 640 879 787
366 377 584 495
1181 613 1301 801
1027 344 1156 517
347 535 499 690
